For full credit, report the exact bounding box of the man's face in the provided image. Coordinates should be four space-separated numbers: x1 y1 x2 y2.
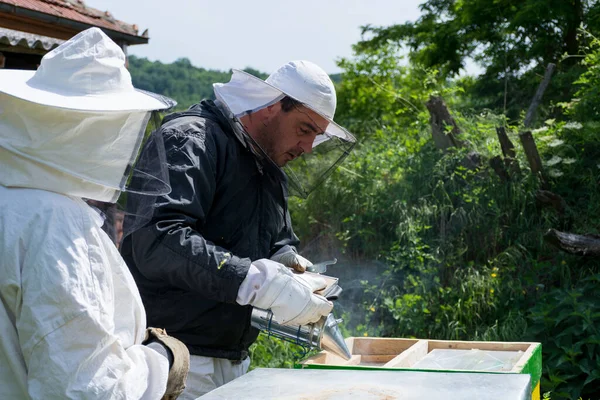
253 102 329 167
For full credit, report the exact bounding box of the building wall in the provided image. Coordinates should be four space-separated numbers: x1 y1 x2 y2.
0 49 42 69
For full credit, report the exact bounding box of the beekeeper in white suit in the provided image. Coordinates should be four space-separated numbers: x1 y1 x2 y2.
0 28 190 399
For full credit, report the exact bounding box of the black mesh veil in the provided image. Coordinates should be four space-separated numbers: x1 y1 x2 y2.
118 110 171 242
213 99 356 199
284 132 356 198
120 91 175 196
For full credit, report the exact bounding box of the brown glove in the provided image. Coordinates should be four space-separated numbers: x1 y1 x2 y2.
144 327 190 400
270 251 312 273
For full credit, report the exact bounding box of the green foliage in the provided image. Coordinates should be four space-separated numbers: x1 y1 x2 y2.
528 274 600 399
355 0 598 119
288 41 600 399
128 56 267 109
570 31 600 121
248 333 305 370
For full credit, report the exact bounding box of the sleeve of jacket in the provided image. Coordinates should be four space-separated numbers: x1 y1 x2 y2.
127 119 251 303
20 200 169 400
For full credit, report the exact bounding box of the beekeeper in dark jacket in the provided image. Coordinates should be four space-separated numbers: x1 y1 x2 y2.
121 60 356 398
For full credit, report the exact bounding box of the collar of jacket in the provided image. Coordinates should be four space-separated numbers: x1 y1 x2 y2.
162 100 292 228
208 100 288 180
160 99 290 191
209 100 292 227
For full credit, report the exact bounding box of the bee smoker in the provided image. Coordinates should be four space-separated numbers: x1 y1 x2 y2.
250 266 351 360
251 308 352 360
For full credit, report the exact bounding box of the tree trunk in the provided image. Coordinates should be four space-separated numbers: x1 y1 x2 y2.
563 0 583 65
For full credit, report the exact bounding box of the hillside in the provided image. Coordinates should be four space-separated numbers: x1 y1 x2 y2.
128 56 340 109
128 56 267 109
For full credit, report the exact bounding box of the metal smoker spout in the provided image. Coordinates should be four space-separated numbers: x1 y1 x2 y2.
320 313 353 360
251 308 352 360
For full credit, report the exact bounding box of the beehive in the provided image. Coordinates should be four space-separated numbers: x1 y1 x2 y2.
298 337 542 400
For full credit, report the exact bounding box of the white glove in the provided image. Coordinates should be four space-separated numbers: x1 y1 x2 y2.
271 248 313 273
237 259 332 326
293 272 327 293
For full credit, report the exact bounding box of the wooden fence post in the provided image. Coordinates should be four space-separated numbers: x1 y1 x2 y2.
495 126 521 175
496 126 516 158
426 96 462 151
516 63 556 186
489 156 509 181
519 130 547 187
545 229 600 257
524 63 556 128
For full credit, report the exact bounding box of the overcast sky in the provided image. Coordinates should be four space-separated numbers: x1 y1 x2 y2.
88 0 425 74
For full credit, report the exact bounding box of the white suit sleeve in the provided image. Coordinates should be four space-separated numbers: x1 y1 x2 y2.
17 201 169 399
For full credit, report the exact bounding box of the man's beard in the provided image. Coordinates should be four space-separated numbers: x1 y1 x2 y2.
255 116 283 166
253 115 305 167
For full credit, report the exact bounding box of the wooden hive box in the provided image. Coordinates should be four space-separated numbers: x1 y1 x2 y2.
298 337 542 400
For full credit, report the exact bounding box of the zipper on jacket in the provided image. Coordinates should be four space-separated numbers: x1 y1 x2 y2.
280 182 289 231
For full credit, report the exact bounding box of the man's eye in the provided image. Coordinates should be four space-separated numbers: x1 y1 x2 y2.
299 128 310 135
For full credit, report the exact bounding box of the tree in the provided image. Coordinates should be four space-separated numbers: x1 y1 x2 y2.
127 56 257 109
357 0 596 120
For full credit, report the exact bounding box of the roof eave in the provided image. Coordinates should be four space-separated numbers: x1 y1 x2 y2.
0 2 148 45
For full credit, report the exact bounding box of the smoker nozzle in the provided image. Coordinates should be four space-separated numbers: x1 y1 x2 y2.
320 314 352 360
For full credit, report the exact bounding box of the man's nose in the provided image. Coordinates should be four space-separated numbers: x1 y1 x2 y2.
299 135 316 154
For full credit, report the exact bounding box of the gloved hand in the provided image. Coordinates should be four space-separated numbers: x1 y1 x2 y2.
292 271 327 293
144 327 190 400
237 259 333 326
270 249 313 273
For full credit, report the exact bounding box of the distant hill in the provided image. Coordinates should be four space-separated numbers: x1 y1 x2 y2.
128 55 341 109
128 56 267 109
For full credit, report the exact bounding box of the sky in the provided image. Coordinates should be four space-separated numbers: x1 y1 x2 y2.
88 0 426 75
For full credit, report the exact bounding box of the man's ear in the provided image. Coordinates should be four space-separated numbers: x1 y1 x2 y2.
265 101 283 117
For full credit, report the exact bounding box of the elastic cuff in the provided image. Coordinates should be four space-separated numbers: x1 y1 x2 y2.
147 341 174 369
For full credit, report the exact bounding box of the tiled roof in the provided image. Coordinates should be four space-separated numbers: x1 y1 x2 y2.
0 26 64 50
0 0 147 40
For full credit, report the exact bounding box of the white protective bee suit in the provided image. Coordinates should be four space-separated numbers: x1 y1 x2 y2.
0 28 183 399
